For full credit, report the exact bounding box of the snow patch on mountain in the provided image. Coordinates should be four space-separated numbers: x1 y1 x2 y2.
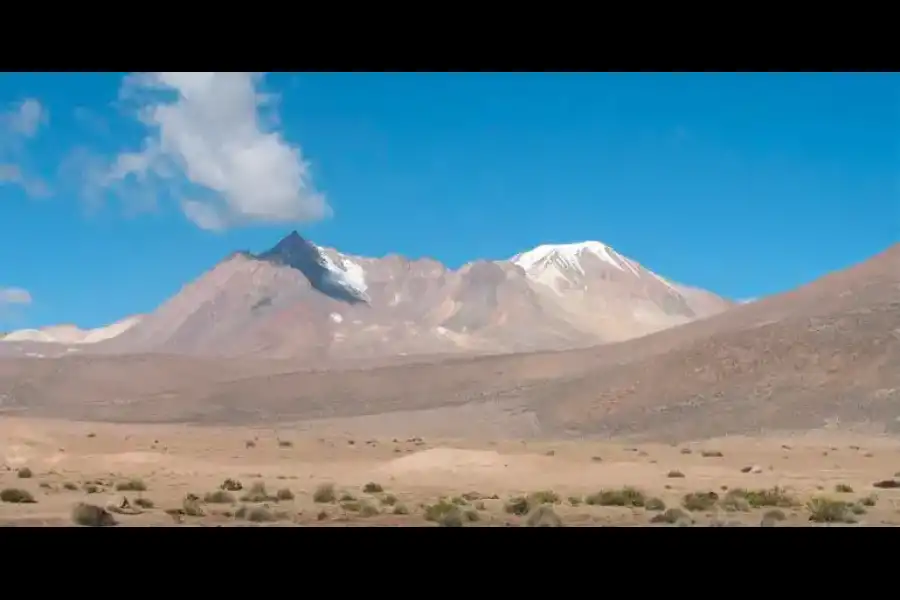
513 241 625 273
317 247 370 302
511 241 639 293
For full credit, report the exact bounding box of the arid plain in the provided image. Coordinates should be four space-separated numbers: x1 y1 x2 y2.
4 417 900 527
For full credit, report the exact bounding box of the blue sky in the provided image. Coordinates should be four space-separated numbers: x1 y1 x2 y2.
0 72 897 329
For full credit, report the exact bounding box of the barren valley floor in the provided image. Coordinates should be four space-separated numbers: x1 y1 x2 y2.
3 417 900 526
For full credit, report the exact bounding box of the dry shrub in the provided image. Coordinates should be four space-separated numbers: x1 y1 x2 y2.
807 498 855 523
204 490 236 504
240 482 276 503
72 503 116 527
525 505 563 527
276 488 295 501
220 478 243 491
0 488 36 503
682 491 719 511
182 494 205 517
313 483 337 503
585 487 645 507
115 479 147 492
134 497 155 509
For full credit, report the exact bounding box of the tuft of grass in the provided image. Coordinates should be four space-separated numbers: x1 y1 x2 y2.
700 450 723 458
276 488 294 501
807 498 855 523
585 487 645 507
134 497 154 509
358 500 380 517
527 490 560 505
731 487 796 508
240 482 276 503
504 496 531 516
381 494 398 506
83 484 100 494
242 505 276 522
392 504 410 515
16 467 33 479
645 497 666 511
525 505 563 527
182 494 205 517
220 478 243 491
680 448 693 454
464 509 480 522
278 440 293 448
860 494 877 507
1 488 36 503
834 483 854 493
667 470 685 478
313 483 337 503
115 479 147 492
568 495 582 506
719 490 750 512
204 490 236 504
72 502 116 526
437 508 463 527
425 499 460 522
63 482 78 491
363 482 384 493
650 507 689 524
682 491 719 512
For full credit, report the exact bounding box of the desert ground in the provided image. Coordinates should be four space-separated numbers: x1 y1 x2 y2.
3 416 900 527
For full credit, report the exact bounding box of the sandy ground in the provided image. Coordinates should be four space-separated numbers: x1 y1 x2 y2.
2 417 900 526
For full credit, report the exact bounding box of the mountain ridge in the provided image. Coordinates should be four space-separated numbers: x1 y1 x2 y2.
2 232 736 361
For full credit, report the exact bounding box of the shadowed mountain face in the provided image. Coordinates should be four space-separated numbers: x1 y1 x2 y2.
58 233 734 361
255 232 369 305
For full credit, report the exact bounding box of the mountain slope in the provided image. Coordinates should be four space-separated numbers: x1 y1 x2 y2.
2 244 894 441
86 232 734 360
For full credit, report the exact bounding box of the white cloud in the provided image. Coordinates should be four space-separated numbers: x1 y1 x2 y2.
0 163 50 197
2 98 47 139
105 72 331 230
0 98 50 197
0 287 32 305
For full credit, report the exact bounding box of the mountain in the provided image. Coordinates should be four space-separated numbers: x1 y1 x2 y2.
0 243 894 439
0 316 142 346
510 242 732 342
38 232 734 360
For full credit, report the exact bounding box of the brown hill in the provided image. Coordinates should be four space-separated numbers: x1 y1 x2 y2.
88 232 733 359
0 244 895 442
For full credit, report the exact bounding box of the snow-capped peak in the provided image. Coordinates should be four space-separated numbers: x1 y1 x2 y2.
510 241 648 293
512 241 630 274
